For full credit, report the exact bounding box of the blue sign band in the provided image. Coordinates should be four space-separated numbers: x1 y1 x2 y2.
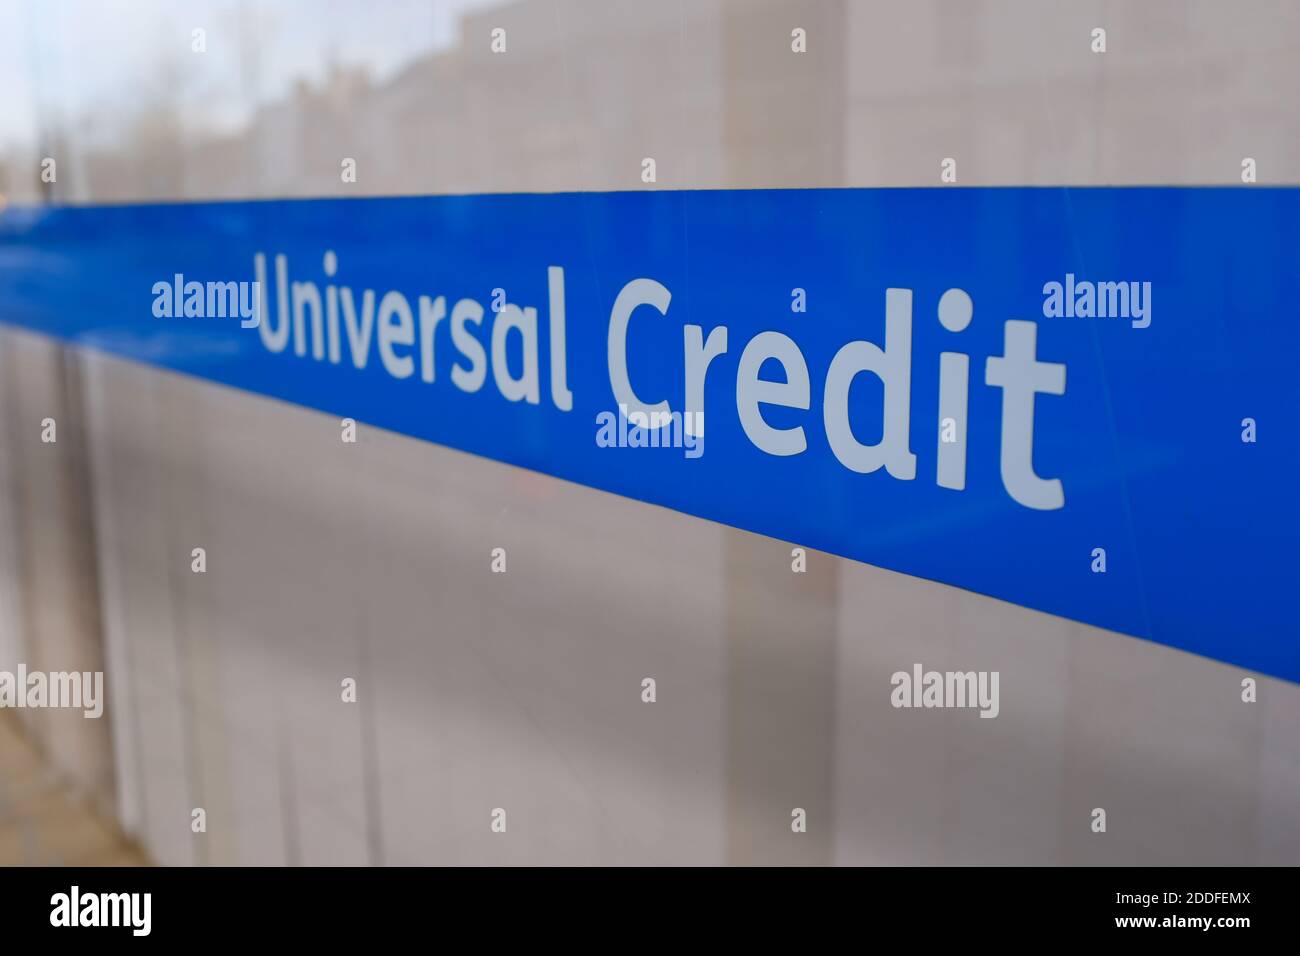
0 188 1295 681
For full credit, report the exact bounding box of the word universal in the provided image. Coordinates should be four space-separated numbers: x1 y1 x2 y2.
251 254 1068 510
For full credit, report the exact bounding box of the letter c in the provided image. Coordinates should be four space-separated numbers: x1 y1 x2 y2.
608 278 672 419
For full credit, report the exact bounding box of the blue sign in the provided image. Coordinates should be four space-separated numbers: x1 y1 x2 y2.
0 188 1295 681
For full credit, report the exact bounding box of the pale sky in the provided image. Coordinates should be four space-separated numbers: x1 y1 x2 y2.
0 0 506 152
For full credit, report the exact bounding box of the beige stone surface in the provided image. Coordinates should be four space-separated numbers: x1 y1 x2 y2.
0 714 149 866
